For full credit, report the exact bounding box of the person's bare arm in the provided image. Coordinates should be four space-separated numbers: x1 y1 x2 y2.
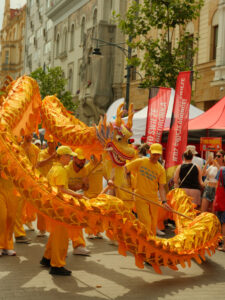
197 165 204 187
213 159 220 170
36 152 57 168
202 156 213 176
58 185 83 199
159 183 172 211
100 180 114 194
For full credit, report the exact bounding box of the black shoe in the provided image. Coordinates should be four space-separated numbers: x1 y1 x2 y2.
144 261 152 267
16 236 31 244
40 257 51 267
49 267 71 276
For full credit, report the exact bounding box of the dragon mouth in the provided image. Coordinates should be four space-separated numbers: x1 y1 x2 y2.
107 142 133 166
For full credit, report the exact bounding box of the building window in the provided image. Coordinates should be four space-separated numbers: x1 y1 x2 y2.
20 23 24 37
63 28 67 52
5 51 9 64
56 34 60 57
93 9 97 26
211 10 219 60
70 24 74 51
212 25 218 60
68 69 73 93
13 29 16 40
92 9 97 38
81 17 85 44
185 34 194 68
185 22 195 69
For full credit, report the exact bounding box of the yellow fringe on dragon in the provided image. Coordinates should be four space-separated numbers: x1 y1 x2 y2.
0 75 221 274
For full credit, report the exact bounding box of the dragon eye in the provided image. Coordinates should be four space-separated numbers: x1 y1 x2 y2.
116 135 122 142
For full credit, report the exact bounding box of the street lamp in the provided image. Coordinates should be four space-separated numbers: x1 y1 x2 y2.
92 37 132 110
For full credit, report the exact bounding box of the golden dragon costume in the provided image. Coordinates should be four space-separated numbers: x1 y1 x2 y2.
0 75 221 274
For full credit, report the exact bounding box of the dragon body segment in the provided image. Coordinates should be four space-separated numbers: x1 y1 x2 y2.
0 76 221 274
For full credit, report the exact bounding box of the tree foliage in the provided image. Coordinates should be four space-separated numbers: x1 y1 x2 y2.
30 66 78 111
115 0 204 88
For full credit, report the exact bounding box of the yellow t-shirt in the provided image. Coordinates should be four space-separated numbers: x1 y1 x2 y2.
37 148 57 176
65 161 92 188
47 162 68 188
84 162 103 198
126 157 166 201
103 160 133 205
22 143 40 167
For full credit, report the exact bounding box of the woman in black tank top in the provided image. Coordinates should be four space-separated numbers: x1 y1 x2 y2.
174 149 204 207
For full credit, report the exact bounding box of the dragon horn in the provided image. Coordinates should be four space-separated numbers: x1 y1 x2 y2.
115 103 124 127
98 115 103 129
126 103 134 130
103 114 107 129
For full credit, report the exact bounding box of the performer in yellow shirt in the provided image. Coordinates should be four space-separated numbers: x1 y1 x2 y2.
65 148 92 255
40 146 82 276
0 177 19 256
36 135 57 237
14 134 40 244
84 155 104 239
103 160 134 211
125 143 170 235
84 155 103 199
101 157 135 246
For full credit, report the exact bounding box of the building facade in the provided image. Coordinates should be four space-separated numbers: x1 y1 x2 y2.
0 0 26 84
3 0 223 119
124 0 225 111
192 0 225 110
24 0 54 74
45 0 127 124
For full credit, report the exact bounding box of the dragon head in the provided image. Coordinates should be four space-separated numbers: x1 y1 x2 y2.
96 103 135 166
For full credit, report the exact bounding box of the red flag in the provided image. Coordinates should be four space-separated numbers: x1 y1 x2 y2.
146 87 172 145
165 71 193 180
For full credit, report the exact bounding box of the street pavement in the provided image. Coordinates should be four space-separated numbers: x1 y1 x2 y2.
0 227 225 300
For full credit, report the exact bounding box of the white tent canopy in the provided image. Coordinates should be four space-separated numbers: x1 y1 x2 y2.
106 97 204 144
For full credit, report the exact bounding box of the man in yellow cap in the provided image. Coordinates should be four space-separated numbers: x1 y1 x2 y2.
36 135 58 237
40 145 83 276
65 148 92 255
125 143 170 235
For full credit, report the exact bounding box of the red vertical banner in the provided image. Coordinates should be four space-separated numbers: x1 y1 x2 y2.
146 87 172 145
165 71 193 181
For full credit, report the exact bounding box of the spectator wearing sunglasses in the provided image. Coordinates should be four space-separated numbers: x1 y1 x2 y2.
215 150 225 167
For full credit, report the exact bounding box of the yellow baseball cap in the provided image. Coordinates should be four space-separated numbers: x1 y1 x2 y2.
150 143 163 155
56 146 76 156
47 134 54 143
75 148 85 160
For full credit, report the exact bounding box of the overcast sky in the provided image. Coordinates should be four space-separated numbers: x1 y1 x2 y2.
0 0 27 30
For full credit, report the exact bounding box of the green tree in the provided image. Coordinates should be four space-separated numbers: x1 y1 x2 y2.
30 66 78 111
115 0 204 88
